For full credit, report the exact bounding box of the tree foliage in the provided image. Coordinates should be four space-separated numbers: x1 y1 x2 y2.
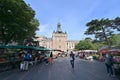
109 34 120 45
0 0 39 44
23 33 39 46
92 40 106 50
112 17 120 31
75 40 96 50
84 18 113 48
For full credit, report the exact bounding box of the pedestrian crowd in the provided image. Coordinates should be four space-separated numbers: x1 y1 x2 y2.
19 51 53 71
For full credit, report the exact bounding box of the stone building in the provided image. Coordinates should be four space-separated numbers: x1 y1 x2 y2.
36 22 79 52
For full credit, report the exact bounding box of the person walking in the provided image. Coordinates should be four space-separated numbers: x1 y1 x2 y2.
49 52 53 64
70 51 75 68
24 51 32 70
19 51 25 71
105 53 115 77
34 52 39 65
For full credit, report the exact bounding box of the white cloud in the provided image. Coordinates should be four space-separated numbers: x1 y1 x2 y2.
36 23 53 37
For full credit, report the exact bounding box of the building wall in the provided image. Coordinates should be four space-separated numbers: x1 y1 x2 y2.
36 35 78 52
67 40 79 51
46 38 52 49
52 32 67 51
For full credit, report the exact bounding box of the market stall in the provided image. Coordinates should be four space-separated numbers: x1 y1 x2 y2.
0 45 50 72
98 48 120 75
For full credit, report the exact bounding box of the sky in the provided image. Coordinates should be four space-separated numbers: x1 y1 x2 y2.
24 0 120 40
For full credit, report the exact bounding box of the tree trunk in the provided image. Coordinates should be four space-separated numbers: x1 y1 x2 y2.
102 26 111 49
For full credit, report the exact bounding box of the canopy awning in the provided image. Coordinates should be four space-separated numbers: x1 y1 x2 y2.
33 47 49 51
98 49 109 53
98 45 120 54
0 45 49 51
98 49 120 54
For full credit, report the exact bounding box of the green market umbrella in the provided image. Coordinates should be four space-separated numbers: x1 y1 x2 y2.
0 45 49 51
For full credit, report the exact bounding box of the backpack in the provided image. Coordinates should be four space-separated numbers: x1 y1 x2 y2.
24 53 31 60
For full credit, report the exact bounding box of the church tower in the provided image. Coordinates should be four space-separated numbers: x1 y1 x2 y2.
57 22 62 33
52 22 67 51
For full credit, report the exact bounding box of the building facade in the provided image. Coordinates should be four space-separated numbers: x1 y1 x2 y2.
36 22 79 52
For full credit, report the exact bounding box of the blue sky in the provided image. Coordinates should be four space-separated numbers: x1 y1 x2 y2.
24 0 120 40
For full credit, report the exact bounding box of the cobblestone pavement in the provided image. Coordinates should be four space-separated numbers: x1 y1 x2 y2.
0 57 119 80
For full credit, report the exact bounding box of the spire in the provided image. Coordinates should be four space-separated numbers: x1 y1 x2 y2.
57 22 62 32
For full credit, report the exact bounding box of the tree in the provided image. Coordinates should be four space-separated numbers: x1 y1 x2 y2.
75 40 96 50
23 33 39 46
109 34 120 46
92 40 106 50
112 17 120 31
84 18 113 48
0 0 39 45
84 37 92 41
